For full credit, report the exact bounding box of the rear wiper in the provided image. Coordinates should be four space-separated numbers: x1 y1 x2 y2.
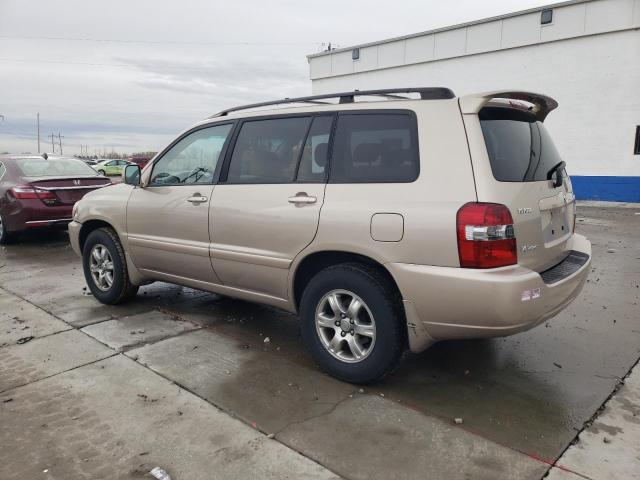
546 161 566 188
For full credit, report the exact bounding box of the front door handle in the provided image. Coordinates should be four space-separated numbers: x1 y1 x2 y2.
187 194 208 204
288 192 317 205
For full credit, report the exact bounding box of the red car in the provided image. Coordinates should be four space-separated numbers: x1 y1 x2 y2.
128 156 151 169
0 155 111 243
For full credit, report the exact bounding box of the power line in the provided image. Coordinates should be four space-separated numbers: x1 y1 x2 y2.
48 133 56 153
0 58 135 68
58 132 64 155
0 34 318 46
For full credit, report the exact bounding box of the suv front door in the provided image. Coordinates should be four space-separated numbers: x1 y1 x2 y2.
127 123 233 284
210 114 333 299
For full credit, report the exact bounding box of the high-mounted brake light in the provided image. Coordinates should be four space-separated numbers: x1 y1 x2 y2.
456 202 517 268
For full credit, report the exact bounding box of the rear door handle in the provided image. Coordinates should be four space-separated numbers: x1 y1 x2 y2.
187 194 208 204
288 192 317 205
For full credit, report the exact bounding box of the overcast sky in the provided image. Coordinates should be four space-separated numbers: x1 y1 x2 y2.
0 0 552 155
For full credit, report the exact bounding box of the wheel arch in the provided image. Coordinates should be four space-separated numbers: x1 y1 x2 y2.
78 219 117 253
291 250 404 312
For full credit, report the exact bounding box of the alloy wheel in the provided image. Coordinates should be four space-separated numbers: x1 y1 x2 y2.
89 244 114 291
315 289 376 363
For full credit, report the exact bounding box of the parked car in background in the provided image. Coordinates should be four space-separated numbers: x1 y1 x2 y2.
0 154 111 243
69 88 591 383
82 159 98 166
93 159 131 176
128 156 152 169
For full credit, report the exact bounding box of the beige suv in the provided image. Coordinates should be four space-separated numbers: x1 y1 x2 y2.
69 88 591 383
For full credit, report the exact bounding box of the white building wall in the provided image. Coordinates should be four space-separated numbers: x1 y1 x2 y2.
308 0 640 180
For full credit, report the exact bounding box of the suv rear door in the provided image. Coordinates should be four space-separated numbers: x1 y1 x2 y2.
209 114 333 299
461 92 575 272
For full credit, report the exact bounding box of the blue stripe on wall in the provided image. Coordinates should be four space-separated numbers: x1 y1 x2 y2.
571 176 640 202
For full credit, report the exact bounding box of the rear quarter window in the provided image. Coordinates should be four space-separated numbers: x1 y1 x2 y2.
479 107 563 182
330 112 419 183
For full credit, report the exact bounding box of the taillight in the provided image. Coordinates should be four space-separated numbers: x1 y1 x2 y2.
10 185 57 204
456 202 517 268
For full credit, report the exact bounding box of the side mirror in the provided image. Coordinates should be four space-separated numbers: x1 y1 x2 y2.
123 164 141 186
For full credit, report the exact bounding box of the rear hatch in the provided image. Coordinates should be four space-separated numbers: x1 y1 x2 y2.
25 176 111 206
461 93 575 272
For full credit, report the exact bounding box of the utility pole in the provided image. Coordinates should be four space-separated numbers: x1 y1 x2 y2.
48 133 56 153
57 132 64 155
37 113 40 153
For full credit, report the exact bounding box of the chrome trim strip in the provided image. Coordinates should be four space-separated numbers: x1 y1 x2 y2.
128 235 210 257
33 184 110 191
25 218 72 225
210 246 291 269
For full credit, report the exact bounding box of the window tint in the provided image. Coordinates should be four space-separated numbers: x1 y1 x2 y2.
330 113 419 183
480 108 564 182
296 116 333 182
226 117 310 184
151 123 232 185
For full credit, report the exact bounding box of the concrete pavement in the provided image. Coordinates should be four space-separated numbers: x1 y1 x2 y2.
0 202 638 479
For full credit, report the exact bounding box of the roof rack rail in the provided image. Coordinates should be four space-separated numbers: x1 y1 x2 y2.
209 87 455 118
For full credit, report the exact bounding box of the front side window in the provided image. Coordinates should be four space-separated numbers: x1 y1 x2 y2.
151 123 232 185
226 117 311 184
330 113 419 183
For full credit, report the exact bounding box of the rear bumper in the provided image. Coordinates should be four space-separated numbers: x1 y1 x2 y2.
389 234 591 352
2 200 73 232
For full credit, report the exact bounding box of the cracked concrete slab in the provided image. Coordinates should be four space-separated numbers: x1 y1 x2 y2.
128 328 355 433
545 467 585 479
80 310 199 351
0 289 71 347
0 328 114 393
277 394 548 480
0 355 340 480
551 362 640 480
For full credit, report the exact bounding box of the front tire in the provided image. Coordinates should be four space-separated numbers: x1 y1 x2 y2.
82 227 138 304
300 263 405 384
98 170 106 176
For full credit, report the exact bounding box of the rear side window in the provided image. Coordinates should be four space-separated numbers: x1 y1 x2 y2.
330 113 419 183
480 107 563 182
227 117 311 184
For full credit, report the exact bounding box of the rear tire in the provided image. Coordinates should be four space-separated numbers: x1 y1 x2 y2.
300 263 405 384
0 213 16 245
82 227 138 304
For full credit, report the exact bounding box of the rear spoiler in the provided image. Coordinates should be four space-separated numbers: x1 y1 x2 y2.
459 90 558 121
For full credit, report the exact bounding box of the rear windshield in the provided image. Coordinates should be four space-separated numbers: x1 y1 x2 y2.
480 107 563 182
15 158 97 177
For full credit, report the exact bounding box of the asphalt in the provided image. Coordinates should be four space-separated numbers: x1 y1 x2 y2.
0 202 638 479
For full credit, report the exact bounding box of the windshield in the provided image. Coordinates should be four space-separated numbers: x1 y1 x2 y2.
479 107 564 182
15 158 98 177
